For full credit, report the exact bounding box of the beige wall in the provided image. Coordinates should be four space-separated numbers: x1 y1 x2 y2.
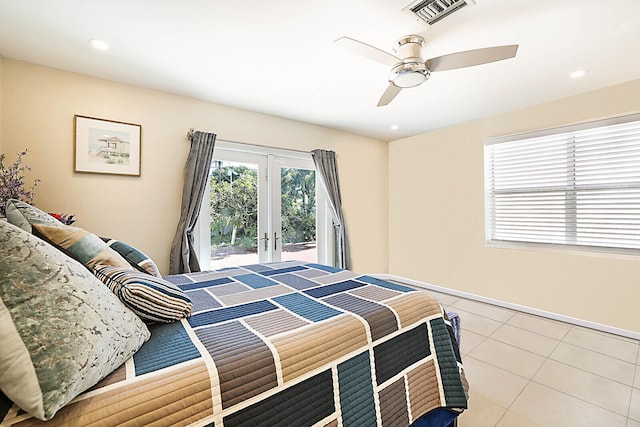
1 59 388 275
389 79 640 332
5 56 640 332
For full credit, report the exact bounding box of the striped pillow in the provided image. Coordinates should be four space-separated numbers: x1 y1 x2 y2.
93 265 193 323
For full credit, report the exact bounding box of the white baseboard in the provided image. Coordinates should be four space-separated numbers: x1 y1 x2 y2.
376 274 640 342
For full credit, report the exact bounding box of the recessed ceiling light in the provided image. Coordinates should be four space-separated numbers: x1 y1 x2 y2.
570 69 588 79
89 38 109 51
390 124 399 130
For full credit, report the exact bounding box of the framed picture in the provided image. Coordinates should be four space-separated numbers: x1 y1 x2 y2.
74 115 141 176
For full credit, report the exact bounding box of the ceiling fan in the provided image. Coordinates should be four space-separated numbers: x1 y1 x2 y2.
335 35 518 107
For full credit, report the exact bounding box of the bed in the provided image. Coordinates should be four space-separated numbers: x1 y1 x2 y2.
0 200 468 427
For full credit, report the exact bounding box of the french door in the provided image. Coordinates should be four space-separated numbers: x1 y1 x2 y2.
195 141 331 270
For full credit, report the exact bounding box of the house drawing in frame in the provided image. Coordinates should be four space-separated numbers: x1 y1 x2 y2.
74 115 141 176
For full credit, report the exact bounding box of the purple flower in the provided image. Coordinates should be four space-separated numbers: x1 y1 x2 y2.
0 149 40 216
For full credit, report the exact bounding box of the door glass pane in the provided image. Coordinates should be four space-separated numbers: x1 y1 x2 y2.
209 160 259 269
280 167 317 263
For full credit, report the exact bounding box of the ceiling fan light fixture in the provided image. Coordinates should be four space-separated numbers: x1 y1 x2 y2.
390 62 430 88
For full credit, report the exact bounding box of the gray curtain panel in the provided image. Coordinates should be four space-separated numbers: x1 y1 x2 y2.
169 131 217 274
311 149 350 269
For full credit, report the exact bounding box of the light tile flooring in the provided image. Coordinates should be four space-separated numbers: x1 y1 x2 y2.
425 289 640 427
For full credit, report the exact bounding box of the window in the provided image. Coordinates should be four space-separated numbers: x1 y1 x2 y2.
485 113 640 254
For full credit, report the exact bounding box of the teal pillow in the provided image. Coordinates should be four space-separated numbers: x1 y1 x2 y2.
0 220 150 421
102 238 162 277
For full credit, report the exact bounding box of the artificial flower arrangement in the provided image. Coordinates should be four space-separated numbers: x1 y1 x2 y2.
0 149 40 216
1 149 75 223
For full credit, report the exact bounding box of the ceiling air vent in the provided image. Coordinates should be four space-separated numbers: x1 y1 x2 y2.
405 0 475 25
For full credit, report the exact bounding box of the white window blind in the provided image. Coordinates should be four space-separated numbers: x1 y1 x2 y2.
485 113 640 254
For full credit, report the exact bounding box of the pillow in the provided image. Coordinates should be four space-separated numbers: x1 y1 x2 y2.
93 265 193 323
5 199 61 233
31 223 130 270
101 238 162 277
0 220 150 421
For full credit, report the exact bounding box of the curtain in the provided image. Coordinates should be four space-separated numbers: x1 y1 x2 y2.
169 131 216 274
311 149 350 269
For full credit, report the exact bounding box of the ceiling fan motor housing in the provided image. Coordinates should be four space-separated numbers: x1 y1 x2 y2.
390 35 430 88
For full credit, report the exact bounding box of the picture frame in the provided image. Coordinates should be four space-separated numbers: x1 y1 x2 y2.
74 115 141 176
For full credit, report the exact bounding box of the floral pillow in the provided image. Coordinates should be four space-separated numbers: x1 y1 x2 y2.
0 220 150 421
4 199 61 233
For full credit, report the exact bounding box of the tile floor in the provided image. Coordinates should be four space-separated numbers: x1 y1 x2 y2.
425 289 640 427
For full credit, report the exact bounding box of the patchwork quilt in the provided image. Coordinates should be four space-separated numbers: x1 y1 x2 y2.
0 261 468 427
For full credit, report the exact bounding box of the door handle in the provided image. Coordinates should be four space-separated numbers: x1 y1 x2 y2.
274 232 280 251
259 233 269 251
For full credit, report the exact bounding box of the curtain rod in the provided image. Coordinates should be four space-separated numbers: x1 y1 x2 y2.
186 130 335 157
217 139 316 155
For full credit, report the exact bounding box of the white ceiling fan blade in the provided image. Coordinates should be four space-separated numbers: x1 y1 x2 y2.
427 44 518 72
335 36 401 67
377 84 402 107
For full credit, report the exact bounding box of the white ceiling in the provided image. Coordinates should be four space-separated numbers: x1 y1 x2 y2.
1 0 639 142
